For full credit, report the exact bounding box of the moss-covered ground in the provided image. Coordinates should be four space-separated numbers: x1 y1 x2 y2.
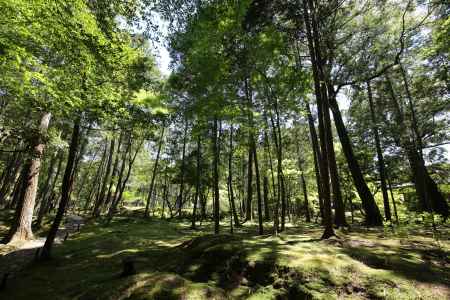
0 211 449 299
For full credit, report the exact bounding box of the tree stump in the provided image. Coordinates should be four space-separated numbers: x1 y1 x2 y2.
0 273 10 291
120 258 136 277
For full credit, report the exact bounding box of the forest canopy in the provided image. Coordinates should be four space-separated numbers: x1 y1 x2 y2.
0 0 449 299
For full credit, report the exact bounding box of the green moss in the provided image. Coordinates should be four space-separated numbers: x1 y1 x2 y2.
0 213 449 299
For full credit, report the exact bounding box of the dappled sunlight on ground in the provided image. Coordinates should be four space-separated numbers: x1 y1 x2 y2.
0 213 449 299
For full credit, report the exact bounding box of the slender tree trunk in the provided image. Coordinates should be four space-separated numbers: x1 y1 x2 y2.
92 138 115 217
192 135 201 228
245 145 253 221
252 133 264 235
367 81 391 221
227 126 239 227
0 151 21 206
386 174 399 224
105 132 123 209
301 172 311 222
145 127 165 217
213 117 220 234
177 119 188 217
305 103 324 220
4 112 51 244
36 150 64 228
39 120 80 260
263 176 270 221
83 143 107 212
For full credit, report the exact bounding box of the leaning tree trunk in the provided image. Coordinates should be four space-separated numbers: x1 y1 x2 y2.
327 95 383 226
386 75 449 219
4 112 51 244
39 120 80 260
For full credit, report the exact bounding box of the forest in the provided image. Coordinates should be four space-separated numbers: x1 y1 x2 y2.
0 0 449 299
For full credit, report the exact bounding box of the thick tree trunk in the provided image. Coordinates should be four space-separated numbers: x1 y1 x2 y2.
145 127 165 217
39 120 80 260
4 112 51 244
367 81 391 221
386 76 449 219
327 96 382 226
325 117 347 228
302 0 334 238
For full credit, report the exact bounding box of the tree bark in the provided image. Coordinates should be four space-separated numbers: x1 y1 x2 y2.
252 132 264 235
4 112 51 244
92 138 115 217
305 103 324 220
227 125 239 227
39 120 80 260
367 80 391 221
213 117 220 234
145 127 165 217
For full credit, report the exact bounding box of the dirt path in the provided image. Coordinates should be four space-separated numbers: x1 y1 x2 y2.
0 215 85 278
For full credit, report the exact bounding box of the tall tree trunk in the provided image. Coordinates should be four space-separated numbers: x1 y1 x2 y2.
386 76 449 219
327 95 382 226
83 143 108 212
192 135 201 228
305 103 324 220
245 145 253 221
302 0 334 238
177 119 188 217
367 80 391 221
252 133 264 235
92 138 115 217
227 126 239 227
0 151 21 206
4 112 51 244
39 120 80 260
145 127 165 217
263 176 270 221
105 132 123 209
386 174 399 224
35 150 64 228
301 172 311 222
324 115 347 227
213 117 220 234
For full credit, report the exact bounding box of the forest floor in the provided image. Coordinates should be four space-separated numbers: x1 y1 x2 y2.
0 209 449 300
